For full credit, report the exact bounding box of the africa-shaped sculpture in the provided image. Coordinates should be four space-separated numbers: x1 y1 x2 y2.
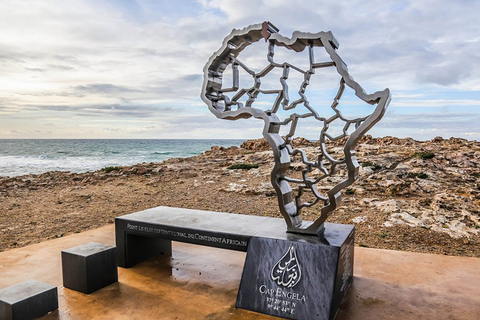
201 22 391 235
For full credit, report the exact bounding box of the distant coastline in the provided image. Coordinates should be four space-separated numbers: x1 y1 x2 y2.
2 136 478 178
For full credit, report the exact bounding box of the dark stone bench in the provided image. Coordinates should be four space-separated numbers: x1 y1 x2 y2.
115 206 354 320
115 206 352 267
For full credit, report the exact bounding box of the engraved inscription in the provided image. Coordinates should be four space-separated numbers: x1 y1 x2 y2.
258 284 306 315
340 236 354 292
126 223 248 247
271 246 302 288
253 245 306 316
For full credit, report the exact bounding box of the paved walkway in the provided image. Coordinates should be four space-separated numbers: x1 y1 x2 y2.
0 224 479 320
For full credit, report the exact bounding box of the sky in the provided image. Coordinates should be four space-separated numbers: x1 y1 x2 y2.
0 0 479 140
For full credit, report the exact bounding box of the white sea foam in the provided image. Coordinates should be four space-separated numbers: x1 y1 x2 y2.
0 156 121 176
0 139 243 177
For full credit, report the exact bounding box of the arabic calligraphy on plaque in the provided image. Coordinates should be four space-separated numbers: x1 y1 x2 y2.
271 246 302 288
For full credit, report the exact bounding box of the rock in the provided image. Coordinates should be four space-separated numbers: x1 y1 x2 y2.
372 199 398 213
352 216 368 223
152 166 164 174
134 167 148 175
240 138 271 151
221 182 248 193
181 172 198 178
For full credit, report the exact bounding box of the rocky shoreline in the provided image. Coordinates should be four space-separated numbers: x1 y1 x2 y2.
1 136 479 257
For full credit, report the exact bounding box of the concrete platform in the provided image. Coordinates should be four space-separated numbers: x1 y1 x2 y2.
0 224 479 320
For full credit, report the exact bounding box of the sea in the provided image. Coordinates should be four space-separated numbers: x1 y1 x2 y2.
0 139 244 177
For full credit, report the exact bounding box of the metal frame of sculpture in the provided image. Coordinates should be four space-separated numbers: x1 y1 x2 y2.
201 22 391 235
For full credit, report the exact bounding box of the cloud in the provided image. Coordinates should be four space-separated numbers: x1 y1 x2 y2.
416 60 473 86
18 102 176 119
72 84 143 95
379 111 480 128
25 67 47 73
0 54 25 64
0 0 479 139
391 99 480 108
102 127 121 132
48 64 75 71
24 64 75 73
372 111 480 140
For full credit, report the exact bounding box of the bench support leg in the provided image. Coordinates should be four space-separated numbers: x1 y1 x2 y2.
116 221 172 268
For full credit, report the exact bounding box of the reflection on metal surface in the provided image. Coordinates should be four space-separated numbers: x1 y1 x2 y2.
201 22 391 235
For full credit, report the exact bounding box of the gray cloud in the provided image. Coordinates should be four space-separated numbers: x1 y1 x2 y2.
416 58 474 86
20 102 178 119
72 84 143 95
0 54 25 63
102 127 121 132
25 67 47 72
15 83 148 100
180 74 202 82
147 74 204 99
48 64 75 71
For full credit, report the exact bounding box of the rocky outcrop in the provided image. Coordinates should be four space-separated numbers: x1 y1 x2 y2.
234 136 480 239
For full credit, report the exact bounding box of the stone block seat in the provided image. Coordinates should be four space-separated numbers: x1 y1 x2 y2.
61 242 118 294
0 279 58 320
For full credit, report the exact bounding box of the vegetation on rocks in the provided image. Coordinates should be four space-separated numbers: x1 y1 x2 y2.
102 166 123 173
227 163 259 170
414 151 435 160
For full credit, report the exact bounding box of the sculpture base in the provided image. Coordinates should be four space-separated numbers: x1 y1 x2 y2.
62 242 118 294
236 225 354 320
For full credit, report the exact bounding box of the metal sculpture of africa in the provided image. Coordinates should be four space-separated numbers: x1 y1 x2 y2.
201 22 391 235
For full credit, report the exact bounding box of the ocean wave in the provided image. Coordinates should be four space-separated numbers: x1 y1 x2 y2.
0 139 243 177
0 156 121 177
